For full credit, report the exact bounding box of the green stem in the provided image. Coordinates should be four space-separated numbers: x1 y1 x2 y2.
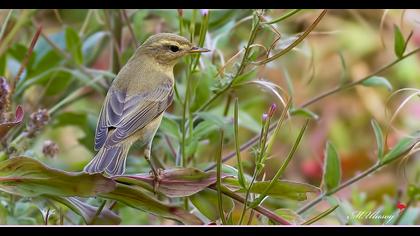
180 67 192 167
216 130 227 225
89 199 107 225
0 9 14 43
197 11 261 112
205 47 420 171
264 9 302 25
302 204 339 225
214 185 290 225
251 119 309 208
253 9 327 65
300 47 420 108
297 163 380 214
0 10 32 55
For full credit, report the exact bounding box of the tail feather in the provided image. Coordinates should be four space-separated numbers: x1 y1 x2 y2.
84 144 130 176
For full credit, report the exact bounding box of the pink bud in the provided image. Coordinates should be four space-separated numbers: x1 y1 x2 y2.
200 9 209 16
268 103 277 116
262 113 268 122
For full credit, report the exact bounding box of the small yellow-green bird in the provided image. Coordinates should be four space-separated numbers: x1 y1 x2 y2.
84 33 209 178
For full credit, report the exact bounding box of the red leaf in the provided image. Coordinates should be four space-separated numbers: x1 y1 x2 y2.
0 105 24 138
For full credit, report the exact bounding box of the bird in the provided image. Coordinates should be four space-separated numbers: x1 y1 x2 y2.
84 33 210 180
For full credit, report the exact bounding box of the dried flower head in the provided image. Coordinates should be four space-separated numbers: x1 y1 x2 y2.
42 140 59 158
177 9 183 17
0 77 10 122
27 108 49 138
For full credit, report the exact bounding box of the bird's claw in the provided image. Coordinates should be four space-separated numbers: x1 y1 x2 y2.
149 168 164 194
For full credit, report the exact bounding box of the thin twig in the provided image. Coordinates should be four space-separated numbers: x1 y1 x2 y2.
300 47 420 108
121 9 139 48
216 130 227 225
253 10 327 65
205 47 420 171
210 185 291 225
11 25 42 94
302 205 339 225
297 164 379 214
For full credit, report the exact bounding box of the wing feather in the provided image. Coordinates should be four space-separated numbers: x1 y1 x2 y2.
94 80 173 150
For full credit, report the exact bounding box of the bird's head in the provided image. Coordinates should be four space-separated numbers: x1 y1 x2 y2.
139 33 210 65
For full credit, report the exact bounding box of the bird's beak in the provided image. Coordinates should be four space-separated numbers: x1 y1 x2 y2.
189 46 210 53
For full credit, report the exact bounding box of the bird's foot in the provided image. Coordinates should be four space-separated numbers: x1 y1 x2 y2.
149 168 164 194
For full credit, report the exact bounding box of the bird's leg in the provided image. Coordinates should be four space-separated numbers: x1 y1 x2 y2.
144 146 162 193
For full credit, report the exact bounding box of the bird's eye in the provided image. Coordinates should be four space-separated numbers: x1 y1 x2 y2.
169 45 179 52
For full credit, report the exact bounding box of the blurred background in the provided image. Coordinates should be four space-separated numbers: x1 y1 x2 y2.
0 9 419 225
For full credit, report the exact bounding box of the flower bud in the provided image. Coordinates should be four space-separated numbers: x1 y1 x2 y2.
0 77 10 122
268 103 277 117
27 108 49 137
262 113 268 122
200 9 209 16
42 140 59 158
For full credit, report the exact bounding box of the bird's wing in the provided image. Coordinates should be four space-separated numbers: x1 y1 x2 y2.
94 80 173 150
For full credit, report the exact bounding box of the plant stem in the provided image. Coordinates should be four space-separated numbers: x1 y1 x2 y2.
264 9 302 25
11 25 42 94
0 10 32 56
89 199 107 225
0 9 14 44
205 47 420 171
197 11 261 112
300 47 420 108
121 9 139 48
297 163 380 214
216 130 227 225
253 9 327 65
211 185 291 225
251 119 309 207
302 204 339 225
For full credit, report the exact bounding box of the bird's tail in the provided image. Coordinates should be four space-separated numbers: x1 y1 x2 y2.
83 143 130 176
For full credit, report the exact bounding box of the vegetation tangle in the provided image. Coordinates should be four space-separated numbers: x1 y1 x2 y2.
0 9 419 225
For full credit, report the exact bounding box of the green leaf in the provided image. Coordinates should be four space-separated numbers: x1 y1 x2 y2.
114 168 232 198
290 108 319 120
381 132 420 165
322 141 341 193
48 196 121 225
82 31 108 66
100 184 202 225
15 67 98 96
394 25 405 58
159 116 180 139
0 156 116 197
192 120 219 141
264 9 302 24
232 69 257 86
224 178 319 201
273 209 304 224
65 27 83 64
371 119 384 161
52 111 95 151
189 188 234 221
361 76 393 92
0 202 7 224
